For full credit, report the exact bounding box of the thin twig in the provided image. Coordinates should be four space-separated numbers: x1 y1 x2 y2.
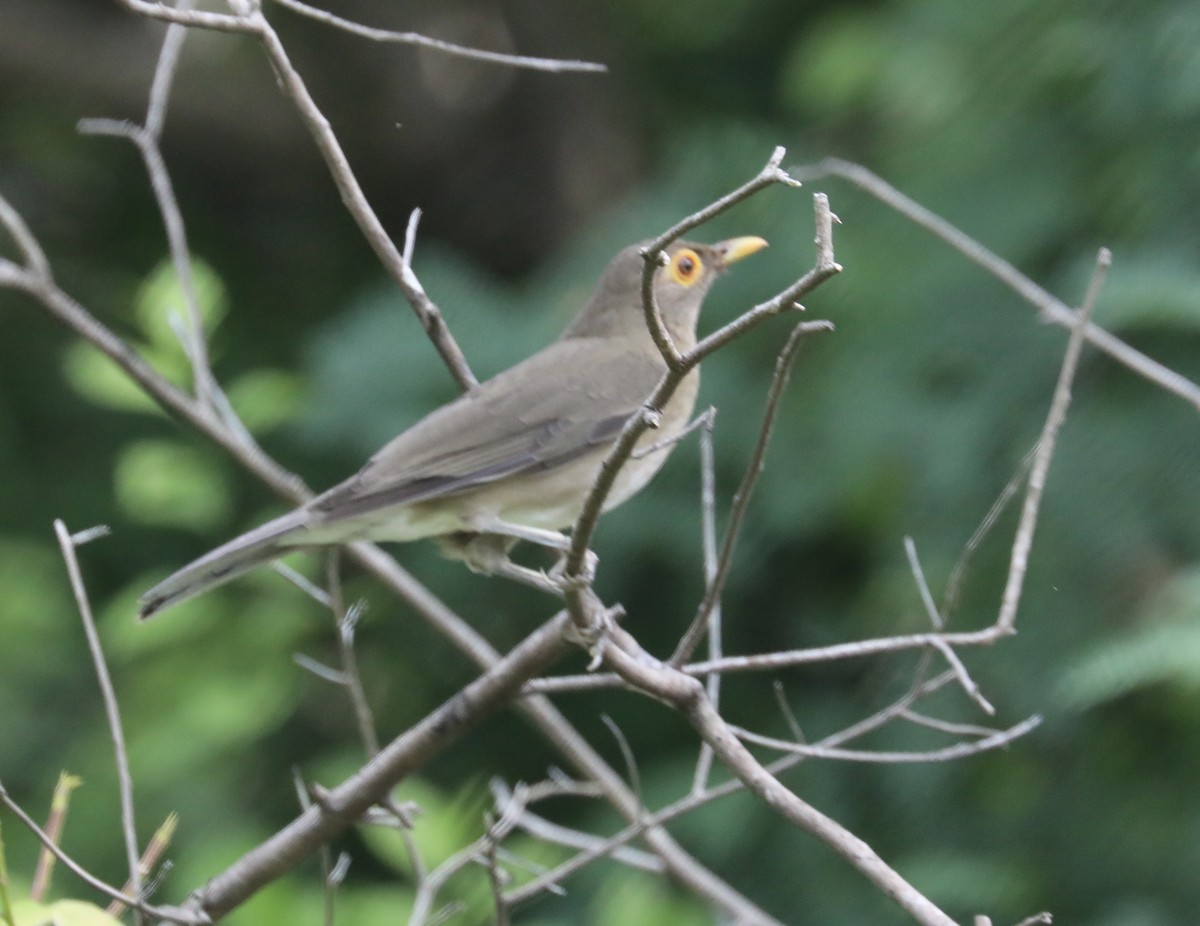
272 0 606 73
77 10 264 446
0 785 203 925
115 0 257 34
30 772 81 901
600 715 642 803
691 412 720 794
671 318 834 666
326 553 380 757
565 185 840 583
904 537 996 715
631 406 715 459
599 628 960 926
254 19 479 391
685 195 839 366
997 248 1110 632
730 716 1041 763
941 445 1035 620
53 520 142 903
484 837 510 926
108 813 179 918
409 784 532 926
527 627 1028 693
403 208 422 267
5 191 779 926
795 158 1200 411
509 672 961 908
290 769 337 926
0 192 50 279
904 536 944 630
899 710 1006 739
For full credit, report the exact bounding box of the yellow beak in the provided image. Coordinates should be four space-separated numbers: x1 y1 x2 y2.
714 236 769 268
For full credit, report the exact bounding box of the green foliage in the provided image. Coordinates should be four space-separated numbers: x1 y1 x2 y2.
1060 568 1200 711
9 900 122 926
5 0 1200 923
114 440 231 531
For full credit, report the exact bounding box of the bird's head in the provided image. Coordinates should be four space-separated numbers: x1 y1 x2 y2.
562 236 768 349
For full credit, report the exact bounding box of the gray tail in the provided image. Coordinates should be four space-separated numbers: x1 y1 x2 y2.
138 511 307 620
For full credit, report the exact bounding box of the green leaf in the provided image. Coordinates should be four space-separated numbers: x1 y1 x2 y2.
61 342 162 414
135 256 229 351
114 440 231 530
225 369 307 433
11 899 123 926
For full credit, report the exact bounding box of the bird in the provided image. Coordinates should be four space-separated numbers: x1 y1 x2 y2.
138 236 768 619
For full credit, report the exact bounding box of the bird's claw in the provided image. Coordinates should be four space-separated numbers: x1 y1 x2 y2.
547 548 598 590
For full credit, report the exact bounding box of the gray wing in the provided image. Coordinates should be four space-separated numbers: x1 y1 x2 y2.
309 338 665 523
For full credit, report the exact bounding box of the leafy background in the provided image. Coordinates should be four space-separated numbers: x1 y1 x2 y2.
2 0 1200 923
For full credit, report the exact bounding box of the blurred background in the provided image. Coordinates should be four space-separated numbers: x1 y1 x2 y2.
3 1 1200 923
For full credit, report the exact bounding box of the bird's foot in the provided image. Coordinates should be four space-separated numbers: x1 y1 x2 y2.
562 589 623 670
547 548 598 589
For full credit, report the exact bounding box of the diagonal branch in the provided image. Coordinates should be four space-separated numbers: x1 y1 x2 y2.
996 247 1110 632
271 0 606 73
795 158 1200 412
0 784 200 925
53 521 143 904
598 627 959 926
180 614 570 922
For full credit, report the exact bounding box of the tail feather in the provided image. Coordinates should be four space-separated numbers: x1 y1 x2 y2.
138 511 308 620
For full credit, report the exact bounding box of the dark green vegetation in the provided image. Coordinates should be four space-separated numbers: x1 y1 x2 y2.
2 1 1199 923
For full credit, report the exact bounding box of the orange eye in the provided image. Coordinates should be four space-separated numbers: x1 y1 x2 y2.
669 248 703 286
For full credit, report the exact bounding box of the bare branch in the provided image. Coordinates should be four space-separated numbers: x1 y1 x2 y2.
795 158 1200 411
565 185 841 583
488 780 662 875
942 445 1034 620
997 248 1110 632
29 772 80 901
80 10 281 451
904 535 945 630
672 317 834 666
326 555 381 757
691 412 721 794
636 153 817 372
0 192 50 279
3 198 775 924
685 195 839 366
904 537 996 715
272 0 607 73
253 20 478 391
510 672 964 908
0 784 203 925
730 716 1041 763
899 710 1007 739
114 0 258 34
53 520 142 902
600 715 642 802
597 627 960 926
182 615 571 923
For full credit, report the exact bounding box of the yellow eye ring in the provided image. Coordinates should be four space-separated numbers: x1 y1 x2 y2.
669 248 703 286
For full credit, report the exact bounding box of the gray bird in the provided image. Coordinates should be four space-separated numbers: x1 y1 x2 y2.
138 236 767 619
